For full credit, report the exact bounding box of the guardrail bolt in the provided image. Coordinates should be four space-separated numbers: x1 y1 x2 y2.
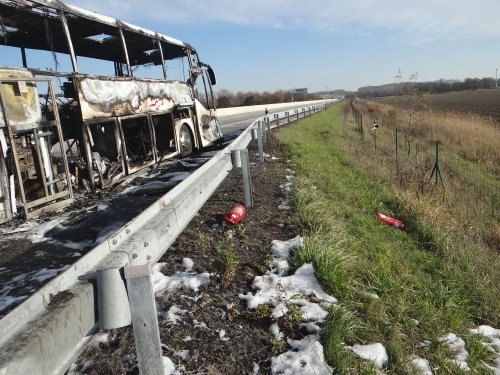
144 241 149 247
112 239 117 245
132 253 138 259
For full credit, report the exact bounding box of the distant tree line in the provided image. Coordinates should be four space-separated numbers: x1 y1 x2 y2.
216 89 320 108
357 77 498 98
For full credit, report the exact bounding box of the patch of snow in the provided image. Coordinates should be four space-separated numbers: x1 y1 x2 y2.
410 355 433 375
470 326 500 338
271 236 303 261
269 258 290 277
253 362 260 375
345 343 389 369
193 320 208 329
271 334 332 375
278 201 291 210
182 258 194 271
239 263 336 316
183 336 192 342
92 332 109 347
439 333 470 371
470 325 500 374
174 350 190 360
162 356 177 375
152 263 210 294
279 182 293 194
269 323 284 340
166 305 187 325
219 329 230 341
285 175 295 181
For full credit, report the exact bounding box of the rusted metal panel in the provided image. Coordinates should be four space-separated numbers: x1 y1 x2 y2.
76 77 193 120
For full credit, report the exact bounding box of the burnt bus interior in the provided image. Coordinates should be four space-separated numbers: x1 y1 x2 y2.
0 0 219 222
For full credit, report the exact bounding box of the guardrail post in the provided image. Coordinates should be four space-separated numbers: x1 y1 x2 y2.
287 111 290 123
240 149 253 207
257 123 264 162
261 120 267 145
295 109 299 120
125 263 165 375
266 116 271 133
231 149 253 207
275 114 280 128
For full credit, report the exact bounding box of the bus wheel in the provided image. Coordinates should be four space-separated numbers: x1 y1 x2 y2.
179 124 193 157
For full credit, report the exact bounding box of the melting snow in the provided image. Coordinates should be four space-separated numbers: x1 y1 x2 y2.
239 235 335 374
239 263 336 315
271 334 332 375
152 263 210 294
166 305 187 325
410 355 433 375
470 325 500 373
269 323 284 340
219 329 230 341
439 333 470 371
270 236 303 259
278 201 291 210
345 343 389 369
182 258 194 271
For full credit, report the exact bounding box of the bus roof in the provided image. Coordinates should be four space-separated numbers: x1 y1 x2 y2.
0 0 194 65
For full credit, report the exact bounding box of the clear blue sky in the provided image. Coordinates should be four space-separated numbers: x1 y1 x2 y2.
2 0 499 93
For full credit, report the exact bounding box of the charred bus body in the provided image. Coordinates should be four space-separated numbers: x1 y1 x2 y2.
0 0 222 223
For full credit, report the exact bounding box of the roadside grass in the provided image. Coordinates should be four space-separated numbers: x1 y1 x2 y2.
278 105 499 374
214 239 239 287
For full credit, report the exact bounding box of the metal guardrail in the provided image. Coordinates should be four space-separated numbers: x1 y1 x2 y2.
0 101 334 374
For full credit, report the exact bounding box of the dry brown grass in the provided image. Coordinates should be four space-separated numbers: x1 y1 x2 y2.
346 99 500 251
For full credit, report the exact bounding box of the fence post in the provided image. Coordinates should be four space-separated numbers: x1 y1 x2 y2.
125 263 165 375
395 128 399 176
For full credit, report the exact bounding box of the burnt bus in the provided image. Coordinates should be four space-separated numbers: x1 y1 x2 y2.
0 0 222 223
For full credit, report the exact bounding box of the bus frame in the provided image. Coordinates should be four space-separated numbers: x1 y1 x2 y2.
0 0 222 222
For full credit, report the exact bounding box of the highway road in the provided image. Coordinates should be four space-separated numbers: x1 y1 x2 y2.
218 102 322 133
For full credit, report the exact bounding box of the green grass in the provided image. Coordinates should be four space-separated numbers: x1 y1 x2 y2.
215 239 239 286
277 105 499 374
